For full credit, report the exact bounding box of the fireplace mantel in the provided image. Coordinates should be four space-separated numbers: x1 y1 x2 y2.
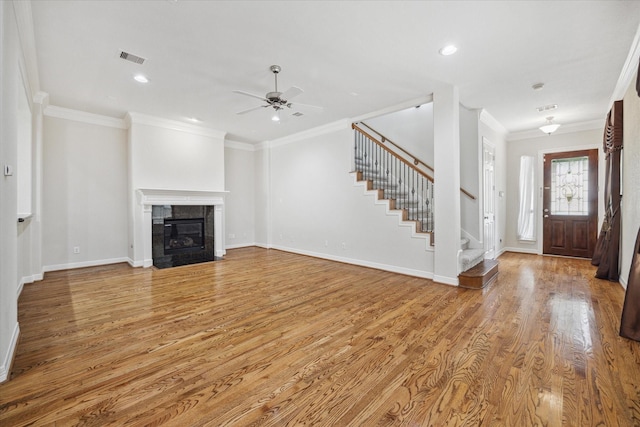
136 189 229 207
132 189 228 267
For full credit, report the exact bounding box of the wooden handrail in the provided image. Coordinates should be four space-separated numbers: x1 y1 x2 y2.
352 123 434 182
352 122 477 200
359 122 434 172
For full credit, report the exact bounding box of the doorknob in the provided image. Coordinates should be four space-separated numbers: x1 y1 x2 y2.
544 208 549 212
544 215 549 218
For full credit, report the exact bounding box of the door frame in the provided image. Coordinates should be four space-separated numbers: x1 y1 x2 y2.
482 139 496 259
536 144 603 255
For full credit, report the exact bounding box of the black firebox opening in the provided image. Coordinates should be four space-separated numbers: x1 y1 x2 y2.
164 218 205 255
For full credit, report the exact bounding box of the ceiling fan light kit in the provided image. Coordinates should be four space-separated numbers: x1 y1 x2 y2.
233 65 322 120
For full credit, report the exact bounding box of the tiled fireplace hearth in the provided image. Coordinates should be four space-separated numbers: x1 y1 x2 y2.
133 189 226 268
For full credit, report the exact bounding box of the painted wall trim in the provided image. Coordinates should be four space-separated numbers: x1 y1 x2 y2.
479 109 508 136
45 105 127 129
43 257 130 273
502 247 539 255
17 272 42 298
268 119 351 148
0 323 20 383
225 243 257 250
432 274 458 287
272 245 434 280
507 119 604 141
225 139 256 151
126 112 227 139
609 22 640 108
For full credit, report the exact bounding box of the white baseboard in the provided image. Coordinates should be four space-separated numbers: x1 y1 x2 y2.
0 323 20 383
619 276 628 290
432 274 459 287
18 272 45 298
502 247 540 255
43 257 130 273
225 243 256 250
271 244 434 280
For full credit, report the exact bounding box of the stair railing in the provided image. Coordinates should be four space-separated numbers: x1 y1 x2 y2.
357 122 476 201
353 123 434 233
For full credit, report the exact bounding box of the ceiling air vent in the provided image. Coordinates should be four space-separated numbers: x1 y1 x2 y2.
119 51 146 65
292 112 304 117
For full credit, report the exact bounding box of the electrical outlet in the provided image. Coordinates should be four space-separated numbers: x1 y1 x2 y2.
73 246 80 254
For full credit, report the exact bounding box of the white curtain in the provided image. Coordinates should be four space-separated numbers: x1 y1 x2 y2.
517 155 536 241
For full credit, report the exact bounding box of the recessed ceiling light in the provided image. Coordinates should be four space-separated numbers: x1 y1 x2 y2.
439 45 457 56
532 82 544 91
134 74 149 83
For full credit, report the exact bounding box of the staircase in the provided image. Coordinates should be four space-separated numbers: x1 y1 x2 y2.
353 124 434 237
457 238 498 289
352 122 498 285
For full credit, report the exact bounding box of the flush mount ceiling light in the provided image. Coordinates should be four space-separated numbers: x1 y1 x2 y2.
539 116 561 135
133 74 149 83
439 45 458 56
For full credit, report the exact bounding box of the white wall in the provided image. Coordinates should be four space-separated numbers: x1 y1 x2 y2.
365 103 434 168
42 116 129 270
505 128 604 253
268 125 434 276
0 0 21 382
224 143 255 248
620 69 640 288
460 106 480 242
254 144 270 247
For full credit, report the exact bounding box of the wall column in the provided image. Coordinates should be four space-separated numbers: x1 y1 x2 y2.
433 83 461 285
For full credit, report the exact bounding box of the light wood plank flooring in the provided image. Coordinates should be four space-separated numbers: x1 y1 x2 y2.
1 248 639 426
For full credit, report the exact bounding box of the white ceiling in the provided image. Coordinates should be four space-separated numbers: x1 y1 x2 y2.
30 1 640 143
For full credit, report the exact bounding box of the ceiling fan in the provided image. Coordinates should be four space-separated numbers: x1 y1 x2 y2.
233 65 322 121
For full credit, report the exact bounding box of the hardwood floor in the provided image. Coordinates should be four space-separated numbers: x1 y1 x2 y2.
1 248 638 426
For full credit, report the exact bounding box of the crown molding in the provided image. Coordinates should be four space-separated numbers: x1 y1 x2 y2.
352 95 433 123
479 109 508 136
12 0 40 96
33 91 49 107
609 22 640 106
44 105 127 129
126 112 226 140
268 119 352 148
507 119 604 142
225 139 256 151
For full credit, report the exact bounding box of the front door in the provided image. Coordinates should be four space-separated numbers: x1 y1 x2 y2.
543 149 598 258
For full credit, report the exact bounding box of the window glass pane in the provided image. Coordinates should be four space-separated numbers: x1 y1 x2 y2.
550 156 589 215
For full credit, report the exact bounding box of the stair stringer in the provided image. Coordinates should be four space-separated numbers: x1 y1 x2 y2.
351 172 433 251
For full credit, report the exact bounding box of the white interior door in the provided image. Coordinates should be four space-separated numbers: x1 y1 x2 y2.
483 141 496 259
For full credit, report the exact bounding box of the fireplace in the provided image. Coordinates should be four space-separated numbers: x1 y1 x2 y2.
150 204 219 268
164 218 205 255
133 189 226 268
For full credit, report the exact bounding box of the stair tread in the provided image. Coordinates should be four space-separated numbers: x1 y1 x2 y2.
458 259 498 289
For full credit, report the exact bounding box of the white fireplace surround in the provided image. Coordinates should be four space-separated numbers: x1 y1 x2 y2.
135 189 227 267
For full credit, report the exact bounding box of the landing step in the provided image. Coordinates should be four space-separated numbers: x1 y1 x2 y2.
458 259 498 289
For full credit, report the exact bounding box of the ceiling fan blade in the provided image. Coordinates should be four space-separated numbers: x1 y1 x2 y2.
287 101 323 113
280 86 303 101
236 105 267 115
233 90 268 102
